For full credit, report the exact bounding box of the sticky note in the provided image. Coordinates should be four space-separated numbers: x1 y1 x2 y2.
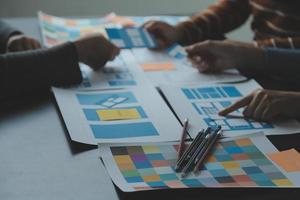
105 13 136 26
140 62 176 71
97 108 141 121
268 149 300 172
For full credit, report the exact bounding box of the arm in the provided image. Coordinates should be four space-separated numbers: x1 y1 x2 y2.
0 20 21 53
0 34 120 101
0 42 82 100
263 48 300 81
256 37 300 49
177 0 251 45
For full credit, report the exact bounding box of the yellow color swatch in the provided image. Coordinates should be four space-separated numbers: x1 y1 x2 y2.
268 149 300 172
97 109 141 121
140 62 176 71
221 161 240 169
273 179 293 186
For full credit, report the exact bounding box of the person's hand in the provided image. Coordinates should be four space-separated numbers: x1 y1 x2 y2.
143 21 182 49
6 34 41 52
185 40 264 73
74 34 120 70
219 89 300 122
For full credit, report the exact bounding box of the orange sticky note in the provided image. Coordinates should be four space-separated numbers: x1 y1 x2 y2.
105 13 136 26
268 149 300 172
140 62 176 71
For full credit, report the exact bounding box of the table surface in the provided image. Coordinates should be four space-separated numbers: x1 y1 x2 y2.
1 17 300 200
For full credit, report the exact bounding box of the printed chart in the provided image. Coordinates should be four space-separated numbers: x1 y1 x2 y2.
99 133 300 192
160 80 300 137
53 86 182 144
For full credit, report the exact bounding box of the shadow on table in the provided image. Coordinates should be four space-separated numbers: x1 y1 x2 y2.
53 95 97 154
116 186 300 200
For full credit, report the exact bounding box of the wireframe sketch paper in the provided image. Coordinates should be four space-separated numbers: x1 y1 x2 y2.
99 132 300 192
160 79 300 138
53 86 182 145
131 47 246 86
76 50 151 90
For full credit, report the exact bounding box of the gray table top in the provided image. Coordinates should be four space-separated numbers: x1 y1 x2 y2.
0 18 119 200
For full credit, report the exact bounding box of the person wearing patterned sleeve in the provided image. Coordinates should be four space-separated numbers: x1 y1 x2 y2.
144 0 300 49
0 20 119 101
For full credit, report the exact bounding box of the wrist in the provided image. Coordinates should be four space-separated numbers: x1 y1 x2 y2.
73 40 84 63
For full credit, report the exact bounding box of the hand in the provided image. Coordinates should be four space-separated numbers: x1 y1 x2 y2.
143 21 182 49
6 34 41 52
219 89 300 121
74 34 120 70
185 40 264 73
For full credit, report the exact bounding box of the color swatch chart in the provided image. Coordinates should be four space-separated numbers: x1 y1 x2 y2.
105 27 156 49
38 12 109 47
100 133 300 192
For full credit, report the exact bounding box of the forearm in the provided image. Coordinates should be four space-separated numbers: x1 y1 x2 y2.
264 48 300 74
256 37 300 49
176 0 251 45
0 42 82 99
0 20 21 53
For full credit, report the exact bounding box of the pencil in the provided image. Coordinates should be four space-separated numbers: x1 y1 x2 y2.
177 118 189 161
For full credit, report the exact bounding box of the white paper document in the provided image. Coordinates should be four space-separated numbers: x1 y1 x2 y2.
160 79 300 137
53 86 182 145
131 48 246 86
75 50 151 90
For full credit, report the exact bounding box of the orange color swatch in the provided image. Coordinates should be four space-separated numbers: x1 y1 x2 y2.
140 62 176 71
105 13 136 26
268 149 300 172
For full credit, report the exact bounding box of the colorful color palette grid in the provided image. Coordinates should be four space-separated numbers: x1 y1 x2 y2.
110 138 293 190
39 12 107 46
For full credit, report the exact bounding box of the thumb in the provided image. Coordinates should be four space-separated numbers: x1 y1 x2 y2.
185 42 210 58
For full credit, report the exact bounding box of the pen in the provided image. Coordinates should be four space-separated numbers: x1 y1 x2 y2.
177 118 189 161
181 133 211 178
193 128 222 174
175 128 207 172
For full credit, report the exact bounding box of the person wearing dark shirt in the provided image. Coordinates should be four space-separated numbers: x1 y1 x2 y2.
0 20 119 100
185 40 300 122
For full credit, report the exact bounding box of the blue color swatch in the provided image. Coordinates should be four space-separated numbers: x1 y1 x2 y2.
91 122 159 138
76 92 137 106
182 86 242 100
